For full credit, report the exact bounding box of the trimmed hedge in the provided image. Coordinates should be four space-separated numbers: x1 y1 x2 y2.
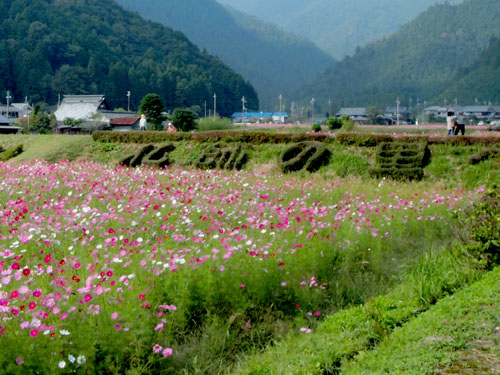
93 130 332 145
280 141 331 173
196 144 250 171
337 132 500 147
369 141 431 181
120 144 176 168
468 147 500 165
0 144 23 162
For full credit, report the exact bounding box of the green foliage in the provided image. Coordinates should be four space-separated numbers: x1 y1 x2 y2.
93 130 333 145
196 144 250 170
29 107 52 134
468 147 500 165
300 0 500 107
369 142 431 181
461 186 500 267
0 144 23 161
339 115 356 132
279 141 331 173
138 94 165 129
115 0 333 108
0 0 258 115
63 118 84 127
311 123 321 132
120 143 176 169
172 108 198 132
326 117 343 130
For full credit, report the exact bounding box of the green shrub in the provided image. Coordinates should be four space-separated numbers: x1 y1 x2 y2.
143 143 176 168
0 145 4 153
196 145 250 170
312 123 322 132
468 147 500 165
92 130 332 145
130 144 155 167
461 186 500 267
326 117 343 130
280 141 331 173
0 144 23 161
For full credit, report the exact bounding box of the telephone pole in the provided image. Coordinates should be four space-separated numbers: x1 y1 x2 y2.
396 97 400 126
213 93 217 119
6 90 11 118
241 96 246 124
127 91 131 112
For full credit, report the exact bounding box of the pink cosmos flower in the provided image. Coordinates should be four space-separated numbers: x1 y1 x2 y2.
16 357 24 365
153 344 163 353
30 329 39 337
162 348 173 357
111 312 118 320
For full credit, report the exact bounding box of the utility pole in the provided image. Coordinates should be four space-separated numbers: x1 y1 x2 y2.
213 93 217 119
204 101 207 118
25 96 30 131
310 98 316 124
6 90 11 118
396 97 400 126
127 91 131 112
328 98 332 119
279 94 282 123
241 96 246 124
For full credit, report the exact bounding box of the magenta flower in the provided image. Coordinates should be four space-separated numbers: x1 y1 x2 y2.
15 357 24 365
30 329 39 338
162 348 173 357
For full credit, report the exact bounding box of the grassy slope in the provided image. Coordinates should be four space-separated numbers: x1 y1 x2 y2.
341 266 500 374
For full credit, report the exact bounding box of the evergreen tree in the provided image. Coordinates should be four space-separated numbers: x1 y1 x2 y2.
139 94 165 130
171 108 198 132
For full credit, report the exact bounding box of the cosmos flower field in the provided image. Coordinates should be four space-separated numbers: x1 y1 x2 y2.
0 160 482 373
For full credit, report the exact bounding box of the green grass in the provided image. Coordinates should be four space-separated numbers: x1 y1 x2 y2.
228 247 482 375
341 266 500 374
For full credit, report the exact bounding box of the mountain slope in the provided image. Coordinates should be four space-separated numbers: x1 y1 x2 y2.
217 0 461 59
439 37 500 104
115 0 334 109
297 0 500 109
0 0 258 116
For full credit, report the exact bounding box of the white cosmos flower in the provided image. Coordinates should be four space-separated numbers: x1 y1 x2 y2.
68 354 75 363
60 329 70 336
77 355 86 365
58 361 66 368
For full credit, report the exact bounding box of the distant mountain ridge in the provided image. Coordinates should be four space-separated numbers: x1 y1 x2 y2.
217 0 462 59
0 0 258 115
297 0 500 109
115 0 334 109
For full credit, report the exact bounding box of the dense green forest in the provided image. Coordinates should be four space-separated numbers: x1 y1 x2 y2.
115 0 334 109
298 0 500 110
217 0 460 59
0 0 258 116
439 36 500 104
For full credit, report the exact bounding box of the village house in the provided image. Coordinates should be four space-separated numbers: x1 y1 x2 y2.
336 108 368 124
54 95 137 132
230 112 288 124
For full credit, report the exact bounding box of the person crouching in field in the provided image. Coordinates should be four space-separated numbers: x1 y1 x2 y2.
446 111 456 136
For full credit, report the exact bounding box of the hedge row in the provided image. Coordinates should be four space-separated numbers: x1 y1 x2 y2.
369 142 431 181
337 132 500 147
93 130 332 145
196 145 249 171
468 147 500 165
0 144 23 162
279 141 331 173
120 143 175 168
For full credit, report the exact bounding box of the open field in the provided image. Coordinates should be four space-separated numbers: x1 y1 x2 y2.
0 132 499 374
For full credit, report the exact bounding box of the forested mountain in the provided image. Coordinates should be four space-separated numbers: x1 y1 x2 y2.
217 0 461 59
439 37 500 104
0 0 258 116
115 0 334 109
297 0 500 110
